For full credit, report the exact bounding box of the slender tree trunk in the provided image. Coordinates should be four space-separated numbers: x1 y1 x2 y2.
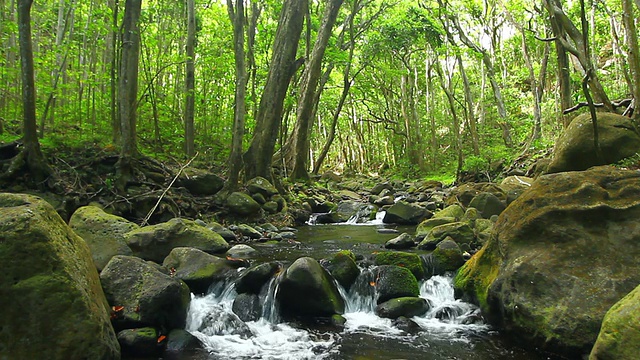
14 0 51 184
243 0 307 182
184 0 196 156
110 0 120 144
289 0 344 181
435 59 462 177
225 0 247 191
456 53 479 156
116 0 142 189
623 0 640 122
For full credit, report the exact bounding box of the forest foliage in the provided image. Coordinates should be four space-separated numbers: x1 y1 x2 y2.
1 0 639 185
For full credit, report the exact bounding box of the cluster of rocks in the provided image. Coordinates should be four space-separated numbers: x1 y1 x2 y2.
225 176 287 217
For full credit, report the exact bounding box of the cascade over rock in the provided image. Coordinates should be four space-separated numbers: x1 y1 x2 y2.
69 205 137 271
0 193 120 360
276 257 345 318
454 166 640 357
547 113 640 173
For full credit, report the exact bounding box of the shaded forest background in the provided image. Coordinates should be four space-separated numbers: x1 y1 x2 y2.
1 0 639 188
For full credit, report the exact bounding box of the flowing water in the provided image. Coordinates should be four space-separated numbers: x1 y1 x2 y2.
185 215 550 360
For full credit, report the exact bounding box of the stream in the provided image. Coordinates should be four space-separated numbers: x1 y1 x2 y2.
184 216 549 360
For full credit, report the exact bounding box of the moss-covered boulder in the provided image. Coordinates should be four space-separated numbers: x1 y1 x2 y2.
226 192 262 216
322 250 360 289
435 204 465 219
125 218 229 263
162 247 233 294
383 201 432 225
468 192 506 219
117 327 159 358
178 168 224 196
547 113 640 173
246 176 279 197
374 251 425 280
415 217 456 239
431 237 465 272
375 265 420 304
454 166 640 357
276 257 345 318
417 222 475 250
0 193 120 360
236 261 282 294
376 297 429 319
449 183 506 207
590 283 640 360
69 205 137 271
100 255 191 331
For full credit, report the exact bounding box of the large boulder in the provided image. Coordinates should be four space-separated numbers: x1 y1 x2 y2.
226 192 262 216
0 193 120 359
125 218 229 263
69 205 137 271
276 257 345 318
117 327 159 358
589 283 640 360
236 262 282 294
431 237 465 272
162 247 233 294
468 192 506 219
178 168 224 196
454 166 640 357
100 255 191 331
374 265 420 304
547 112 640 173
383 201 432 225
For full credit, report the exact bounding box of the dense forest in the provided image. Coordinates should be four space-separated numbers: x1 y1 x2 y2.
1 0 639 188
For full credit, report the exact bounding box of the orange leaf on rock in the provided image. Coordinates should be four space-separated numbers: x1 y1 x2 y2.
157 335 167 343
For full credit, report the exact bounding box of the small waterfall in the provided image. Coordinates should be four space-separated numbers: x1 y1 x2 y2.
187 266 487 359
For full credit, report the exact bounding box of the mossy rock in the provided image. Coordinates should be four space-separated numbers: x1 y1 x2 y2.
246 176 278 197
432 237 465 272
455 166 640 357
415 217 456 239
468 192 506 219
384 232 415 250
417 222 475 250
435 204 465 219
125 218 229 263
323 250 360 289
226 192 263 216
547 112 640 173
162 247 233 294
117 327 158 358
374 251 425 280
69 205 137 271
376 297 429 319
589 283 640 360
0 193 120 360
276 257 345 318
100 255 191 331
163 329 203 359
178 168 224 196
374 265 420 304
383 201 431 225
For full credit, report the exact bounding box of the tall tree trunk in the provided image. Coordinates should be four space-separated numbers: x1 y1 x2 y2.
184 0 196 156
116 0 142 189
110 0 120 144
456 53 479 156
289 0 344 181
435 59 463 177
242 0 307 182
225 0 247 191
623 0 640 122
14 0 51 184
